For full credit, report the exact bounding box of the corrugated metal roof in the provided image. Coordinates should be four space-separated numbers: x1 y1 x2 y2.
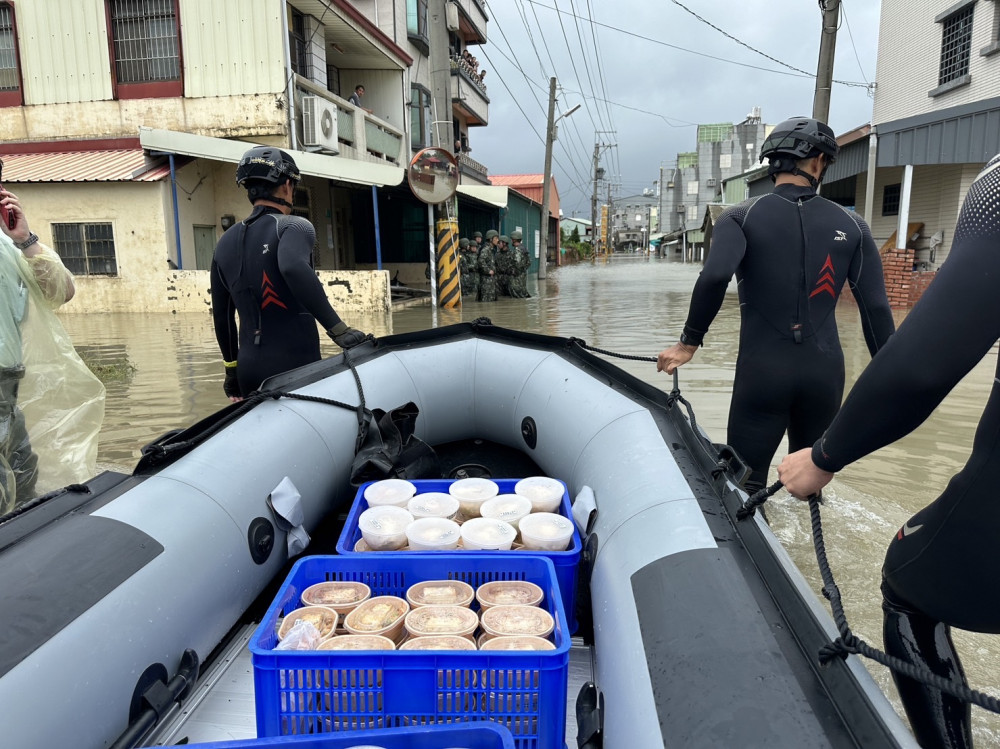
490 174 543 187
1 150 170 183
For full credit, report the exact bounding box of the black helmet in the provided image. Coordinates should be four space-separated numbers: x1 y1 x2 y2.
760 117 838 164
236 146 301 188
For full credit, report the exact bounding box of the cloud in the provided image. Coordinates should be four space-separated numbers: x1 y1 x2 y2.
474 0 879 216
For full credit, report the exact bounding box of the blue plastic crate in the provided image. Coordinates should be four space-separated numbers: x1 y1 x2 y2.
185 722 515 748
250 554 569 749
336 479 581 634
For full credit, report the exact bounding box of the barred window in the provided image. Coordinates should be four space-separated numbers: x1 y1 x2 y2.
289 7 308 78
939 5 974 86
882 183 901 217
52 223 118 276
0 2 21 104
410 84 431 150
107 0 181 98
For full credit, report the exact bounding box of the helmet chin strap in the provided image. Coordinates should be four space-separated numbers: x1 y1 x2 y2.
767 157 822 188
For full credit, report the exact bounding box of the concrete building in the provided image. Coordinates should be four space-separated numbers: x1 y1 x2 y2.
660 110 771 252
608 192 657 252
0 0 498 312
561 216 592 245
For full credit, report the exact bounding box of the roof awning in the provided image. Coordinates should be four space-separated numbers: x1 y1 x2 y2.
457 184 509 208
138 127 404 188
2 149 171 183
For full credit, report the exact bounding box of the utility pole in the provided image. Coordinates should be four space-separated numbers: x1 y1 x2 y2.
813 0 840 123
539 77 557 280
591 143 600 256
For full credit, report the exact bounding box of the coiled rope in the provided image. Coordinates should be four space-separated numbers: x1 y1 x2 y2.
740 482 1000 714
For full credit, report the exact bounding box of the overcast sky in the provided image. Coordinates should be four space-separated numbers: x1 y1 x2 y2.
472 0 881 218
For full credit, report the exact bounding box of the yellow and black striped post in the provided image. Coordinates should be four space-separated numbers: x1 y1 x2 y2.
434 217 461 308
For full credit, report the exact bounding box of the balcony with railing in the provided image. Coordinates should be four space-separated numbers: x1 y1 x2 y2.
450 57 489 126
454 0 488 44
457 152 489 184
296 77 405 165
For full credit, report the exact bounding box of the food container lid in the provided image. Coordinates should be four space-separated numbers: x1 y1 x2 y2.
518 511 575 550
480 494 532 524
448 477 500 501
301 581 371 611
399 635 476 651
481 604 555 638
404 605 479 638
363 478 417 507
278 605 339 641
407 492 460 519
404 516 461 550
317 634 395 651
513 476 565 512
406 579 475 608
475 580 544 608
358 505 414 537
480 635 556 651
460 516 517 550
344 596 409 635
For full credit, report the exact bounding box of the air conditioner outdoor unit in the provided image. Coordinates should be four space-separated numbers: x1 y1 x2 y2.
706 178 716 187
446 1 460 30
302 95 339 153
677 205 686 213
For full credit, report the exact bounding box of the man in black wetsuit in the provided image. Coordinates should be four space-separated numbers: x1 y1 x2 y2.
779 154 1000 749
657 117 895 495
211 146 366 400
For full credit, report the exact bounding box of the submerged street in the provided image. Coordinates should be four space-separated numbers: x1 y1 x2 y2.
64 255 1000 744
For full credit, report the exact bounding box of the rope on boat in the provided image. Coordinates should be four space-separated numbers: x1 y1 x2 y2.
738 481 1000 714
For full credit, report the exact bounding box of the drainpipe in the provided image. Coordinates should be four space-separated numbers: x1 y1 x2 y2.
151 151 185 270
897 164 913 250
372 185 383 270
863 125 877 223
281 0 298 149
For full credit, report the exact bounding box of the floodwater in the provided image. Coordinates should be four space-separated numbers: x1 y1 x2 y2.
61 255 1000 744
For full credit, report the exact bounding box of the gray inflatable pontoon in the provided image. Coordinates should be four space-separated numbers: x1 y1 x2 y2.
0 321 916 748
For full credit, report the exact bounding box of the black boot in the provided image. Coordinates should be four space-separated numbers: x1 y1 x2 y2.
882 581 972 749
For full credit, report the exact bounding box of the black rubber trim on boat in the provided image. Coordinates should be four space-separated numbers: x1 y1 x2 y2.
0 513 163 679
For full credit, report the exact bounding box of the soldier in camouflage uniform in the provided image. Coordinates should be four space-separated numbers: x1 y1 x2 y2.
477 230 498 302
494 235 516 296
458 237 479 298
509 230 532 298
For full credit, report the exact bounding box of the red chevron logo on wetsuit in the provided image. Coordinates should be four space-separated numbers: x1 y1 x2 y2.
260 271 287 310
810 255 836 299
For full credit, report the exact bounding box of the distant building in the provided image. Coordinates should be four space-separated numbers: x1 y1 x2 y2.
661 109 772 251
489 174 561 267
608 193 658 252
561 216 593 245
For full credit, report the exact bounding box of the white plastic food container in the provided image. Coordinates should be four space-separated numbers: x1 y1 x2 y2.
518 511 575 551
513 476 565 513
459 516 517 550
404 517 461 551
357 505 413 550
479 494 532 530
407 492 460 520
448 477 500 518
363 478 417 508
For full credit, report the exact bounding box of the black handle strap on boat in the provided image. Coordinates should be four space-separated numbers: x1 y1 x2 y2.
739 481 1000 715
141 348 372 463
109 649 200 749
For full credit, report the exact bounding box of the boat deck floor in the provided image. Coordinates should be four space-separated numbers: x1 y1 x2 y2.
142 625 593 747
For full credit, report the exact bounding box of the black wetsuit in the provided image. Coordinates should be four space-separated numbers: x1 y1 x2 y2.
210 205 342 396
682 183 895 489
812 156 1000 748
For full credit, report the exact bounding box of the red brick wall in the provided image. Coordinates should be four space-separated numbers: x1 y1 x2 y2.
841 246 937 309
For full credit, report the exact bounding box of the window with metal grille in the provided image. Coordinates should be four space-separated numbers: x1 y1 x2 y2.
0 2 22 105
52 223 118 276
107 0 181 98
410 84 431 149
289 7 308 77
939 5 974 86
882 183 901 217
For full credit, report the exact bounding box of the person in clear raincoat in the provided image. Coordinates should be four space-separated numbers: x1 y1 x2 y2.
0 177 105 516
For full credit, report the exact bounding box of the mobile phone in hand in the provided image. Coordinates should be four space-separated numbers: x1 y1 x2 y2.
0 184 14 230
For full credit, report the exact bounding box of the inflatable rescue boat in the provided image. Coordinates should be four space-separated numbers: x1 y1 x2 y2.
0 321 916 748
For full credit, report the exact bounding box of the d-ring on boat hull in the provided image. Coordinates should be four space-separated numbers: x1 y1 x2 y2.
0 322 915 748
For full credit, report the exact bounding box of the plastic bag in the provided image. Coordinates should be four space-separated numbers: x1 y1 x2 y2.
275 618 324 651
0 238 105 514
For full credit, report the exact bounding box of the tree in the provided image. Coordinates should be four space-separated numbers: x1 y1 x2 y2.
570 226 581 244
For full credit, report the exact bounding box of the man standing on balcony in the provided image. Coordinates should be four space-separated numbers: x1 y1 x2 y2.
348 84 372 114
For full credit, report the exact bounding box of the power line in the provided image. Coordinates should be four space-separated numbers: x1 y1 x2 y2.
523 0 869 87
549 0 603 134
839 0 871 85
